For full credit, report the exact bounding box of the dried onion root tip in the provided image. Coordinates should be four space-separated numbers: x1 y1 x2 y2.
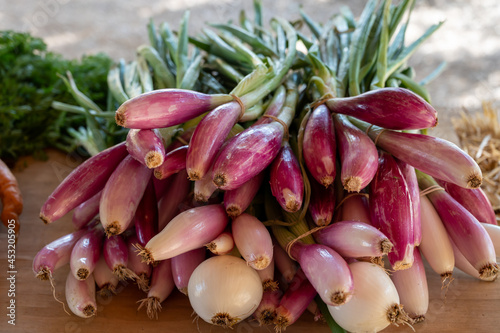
105 221 121 237
145 151 164 169
440 272 454 290
211 312 240 328
137 296 162 320
113 265 139 281
225 205 241 218
467 173 483 189
250 257 271 271
479 263 500 280
262 279 279 292
136 273 151 293
330 290 350 306
188 171 201 181
274 315 290 333
213 173 227 188
343 176 363 193
387 303 414 327
135 245 155 265
76 268 90 280
36 267 51 281
258 309 276 326
381 239 394 255
97 284 117 297
412 314 426 323
82 305 97 317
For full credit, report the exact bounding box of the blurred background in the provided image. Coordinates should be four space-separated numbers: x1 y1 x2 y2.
1 0 499 128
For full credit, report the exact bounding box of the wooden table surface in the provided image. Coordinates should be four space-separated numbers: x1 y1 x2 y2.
1 149 499 333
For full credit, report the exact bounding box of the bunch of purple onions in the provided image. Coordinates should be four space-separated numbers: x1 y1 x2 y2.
33 1 500 332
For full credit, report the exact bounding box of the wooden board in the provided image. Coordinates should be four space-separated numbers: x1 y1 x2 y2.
1 149 499 333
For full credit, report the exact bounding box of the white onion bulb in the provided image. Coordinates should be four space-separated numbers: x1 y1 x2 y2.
188 255 263 328
328 261 411 333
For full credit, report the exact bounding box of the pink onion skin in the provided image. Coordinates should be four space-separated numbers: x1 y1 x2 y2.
115 89 233 129
308 176 335 226
33 229 87 280
153 145 188 180
326 87 437 130
269 142 304 213
103 235 129 273
158 170 191 231
205 231 234 255
153 175 173 200
314 221 393 259
224 171 264 217
253 85 286 127
370 151 414 270
99 155 153 236
70 227 104 281
303 104 336 187
275 278 317 330
134 178 158 247
94 255 118 292
396 160 422 246
333 114 378 192
232 213 273 270
366 127 482 189
212 122 284 190
291 243 354 306
481 223 500 254
143 204 229 262
419 195 455 278
72 191 101 230
340 195 372 225
437 179 497 225
423 185 498 277
40 142 128 224
171 248 206 295
449 237 496 282
148 259 175 303
65 271 97 318
126 234 152 288
391 248 429 321
186 101 242 181
126 129 166 169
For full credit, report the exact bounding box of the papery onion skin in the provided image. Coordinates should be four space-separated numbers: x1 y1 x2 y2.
70 227 104 281
328 261 409 333
326 87 437 130
340 195 372 225
171 248 206 295
187 255 263 328
397 159 422 246
308 176 335 226
72 191 101 230
370 151 414 270
154 145 188 180
224 171 264 217
232 213 273 270
157 170 191 231
65 271 97 318
126 129 166 169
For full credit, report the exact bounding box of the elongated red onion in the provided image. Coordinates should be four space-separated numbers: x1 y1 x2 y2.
257 257 278 292
308 176 335 226
418 171 498 279
153 174 172 199
370 151 414 270
212 122 284 190
419 195 454 282
153 145 188 180
391 247 429 322
224 171 264 217
94 255 118 296
232 213 273 270
65 271 96 318
72 191 101 230
127 234 152 292
437 179 497 225
134 178 158 247
171 248 206 295
115 89 233 129
339 194 372 225
314 221 393 259
194 173 218 203
126 128 166 168
397 159 422 246
103 235 137 281
362 124 482 189
70 227 104 281
253 289 282 326
269 141 304 212
100 155 152 236
40 142 127 224
138 204 229 263
326 87 437 130
33 229 87 281
253 85 286 127
328 261 412 332
158 170 191 231
137 259 175 319
274 277 317 331
273 238 297 284
334 114 378 192
186 101 242 180
449 237 496 282
303 104 336 187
